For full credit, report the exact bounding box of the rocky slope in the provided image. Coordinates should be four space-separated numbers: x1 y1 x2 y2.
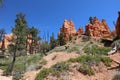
23 35 120 80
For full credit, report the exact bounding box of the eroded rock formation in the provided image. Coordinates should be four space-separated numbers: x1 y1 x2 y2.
58 20 85 41
85 17 111 38
59 20 77 41
116 11 120 37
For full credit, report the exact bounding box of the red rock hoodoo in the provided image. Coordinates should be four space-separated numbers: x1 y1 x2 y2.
116 11 120 37
59 20 84 41
59 20 77 41
85 17 111 38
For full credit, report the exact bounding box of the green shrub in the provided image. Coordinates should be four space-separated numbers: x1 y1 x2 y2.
67 46 80 53
79 64 94 76
68 55 101 66
35 68 52 80
0 58 12 71
12 70 23 80
51 61 69 77
39 59 47 65
68 55 96 76
1 53 43 76
68 54 112 76
101 57 112 67
26 63 39 71
26 54 43 65
83 43 110 55
14 62 25 73
52 62 69 71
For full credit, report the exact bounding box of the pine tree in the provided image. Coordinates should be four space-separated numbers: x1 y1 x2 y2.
12 13 28 55
8 13 28 74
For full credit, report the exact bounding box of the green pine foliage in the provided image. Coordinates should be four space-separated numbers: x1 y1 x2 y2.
12 13 28 55
58 32 66 46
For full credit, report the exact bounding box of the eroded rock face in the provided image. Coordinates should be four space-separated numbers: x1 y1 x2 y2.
85 17 111 38
116 12 120 37
59 20 77 41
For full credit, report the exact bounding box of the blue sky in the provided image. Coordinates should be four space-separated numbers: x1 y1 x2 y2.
0 0 120 39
